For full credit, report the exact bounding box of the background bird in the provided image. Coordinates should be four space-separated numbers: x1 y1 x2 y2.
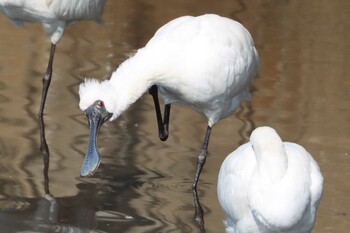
0 0 106 118
78 14 259 218
217 126 324 233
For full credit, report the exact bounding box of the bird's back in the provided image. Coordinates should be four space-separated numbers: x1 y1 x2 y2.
217 141 323 233
218 143 258 232
144 14 259 126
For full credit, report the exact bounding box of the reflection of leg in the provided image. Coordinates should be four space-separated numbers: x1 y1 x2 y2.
38 43 56 119
193 187 205 233
38 117 50 195
192 125 212 233
148 85 171 141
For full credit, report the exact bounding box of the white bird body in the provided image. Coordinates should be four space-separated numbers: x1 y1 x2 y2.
0 0 105 44
0 0 106 118
79 14 259 127
78 15 259 223
217 126 324 233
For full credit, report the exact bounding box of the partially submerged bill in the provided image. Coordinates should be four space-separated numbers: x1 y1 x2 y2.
80 100 112 177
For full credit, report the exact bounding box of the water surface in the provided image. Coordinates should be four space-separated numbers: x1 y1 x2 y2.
0 0 349 232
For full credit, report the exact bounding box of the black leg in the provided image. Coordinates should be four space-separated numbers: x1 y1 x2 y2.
148 85 171 141
38 43 56 119
162 104 171 139
192 126 212 190
192 126 212 232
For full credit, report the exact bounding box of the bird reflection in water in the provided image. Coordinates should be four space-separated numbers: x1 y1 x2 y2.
36 119 146 232
38 116 50 195
36 118 92 232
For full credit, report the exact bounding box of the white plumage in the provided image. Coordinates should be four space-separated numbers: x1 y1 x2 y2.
79 14 258 126
0 0 105 44
217 126 324 233
78 14 259 206
0 0 106 116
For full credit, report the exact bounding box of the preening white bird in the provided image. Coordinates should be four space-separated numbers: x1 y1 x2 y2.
217 126 324 233
78 14 259 195
0 0 106 117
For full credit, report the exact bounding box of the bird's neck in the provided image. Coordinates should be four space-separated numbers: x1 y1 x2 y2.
108 49 162 119
255 146 288 182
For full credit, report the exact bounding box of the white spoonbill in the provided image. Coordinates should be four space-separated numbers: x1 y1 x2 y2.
78 14 259 192
0 0 106 117
217 126 324 233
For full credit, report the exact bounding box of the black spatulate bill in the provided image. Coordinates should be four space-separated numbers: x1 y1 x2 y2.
80 100 112 177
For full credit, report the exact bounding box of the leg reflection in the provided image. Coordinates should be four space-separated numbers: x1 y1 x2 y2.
38 117 50 195
193 188 205 233
37 117 60 226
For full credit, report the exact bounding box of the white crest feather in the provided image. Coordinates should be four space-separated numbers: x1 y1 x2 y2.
79 78 116 115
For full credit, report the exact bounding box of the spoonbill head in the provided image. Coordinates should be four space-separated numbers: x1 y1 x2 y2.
217 126 324 233
78 14 259 196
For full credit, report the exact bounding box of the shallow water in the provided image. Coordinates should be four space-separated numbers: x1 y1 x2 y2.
0 0 349 232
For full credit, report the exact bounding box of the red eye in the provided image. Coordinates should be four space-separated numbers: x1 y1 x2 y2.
98 101 104 108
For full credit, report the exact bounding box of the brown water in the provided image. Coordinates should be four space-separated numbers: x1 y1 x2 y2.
0 0 349 232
